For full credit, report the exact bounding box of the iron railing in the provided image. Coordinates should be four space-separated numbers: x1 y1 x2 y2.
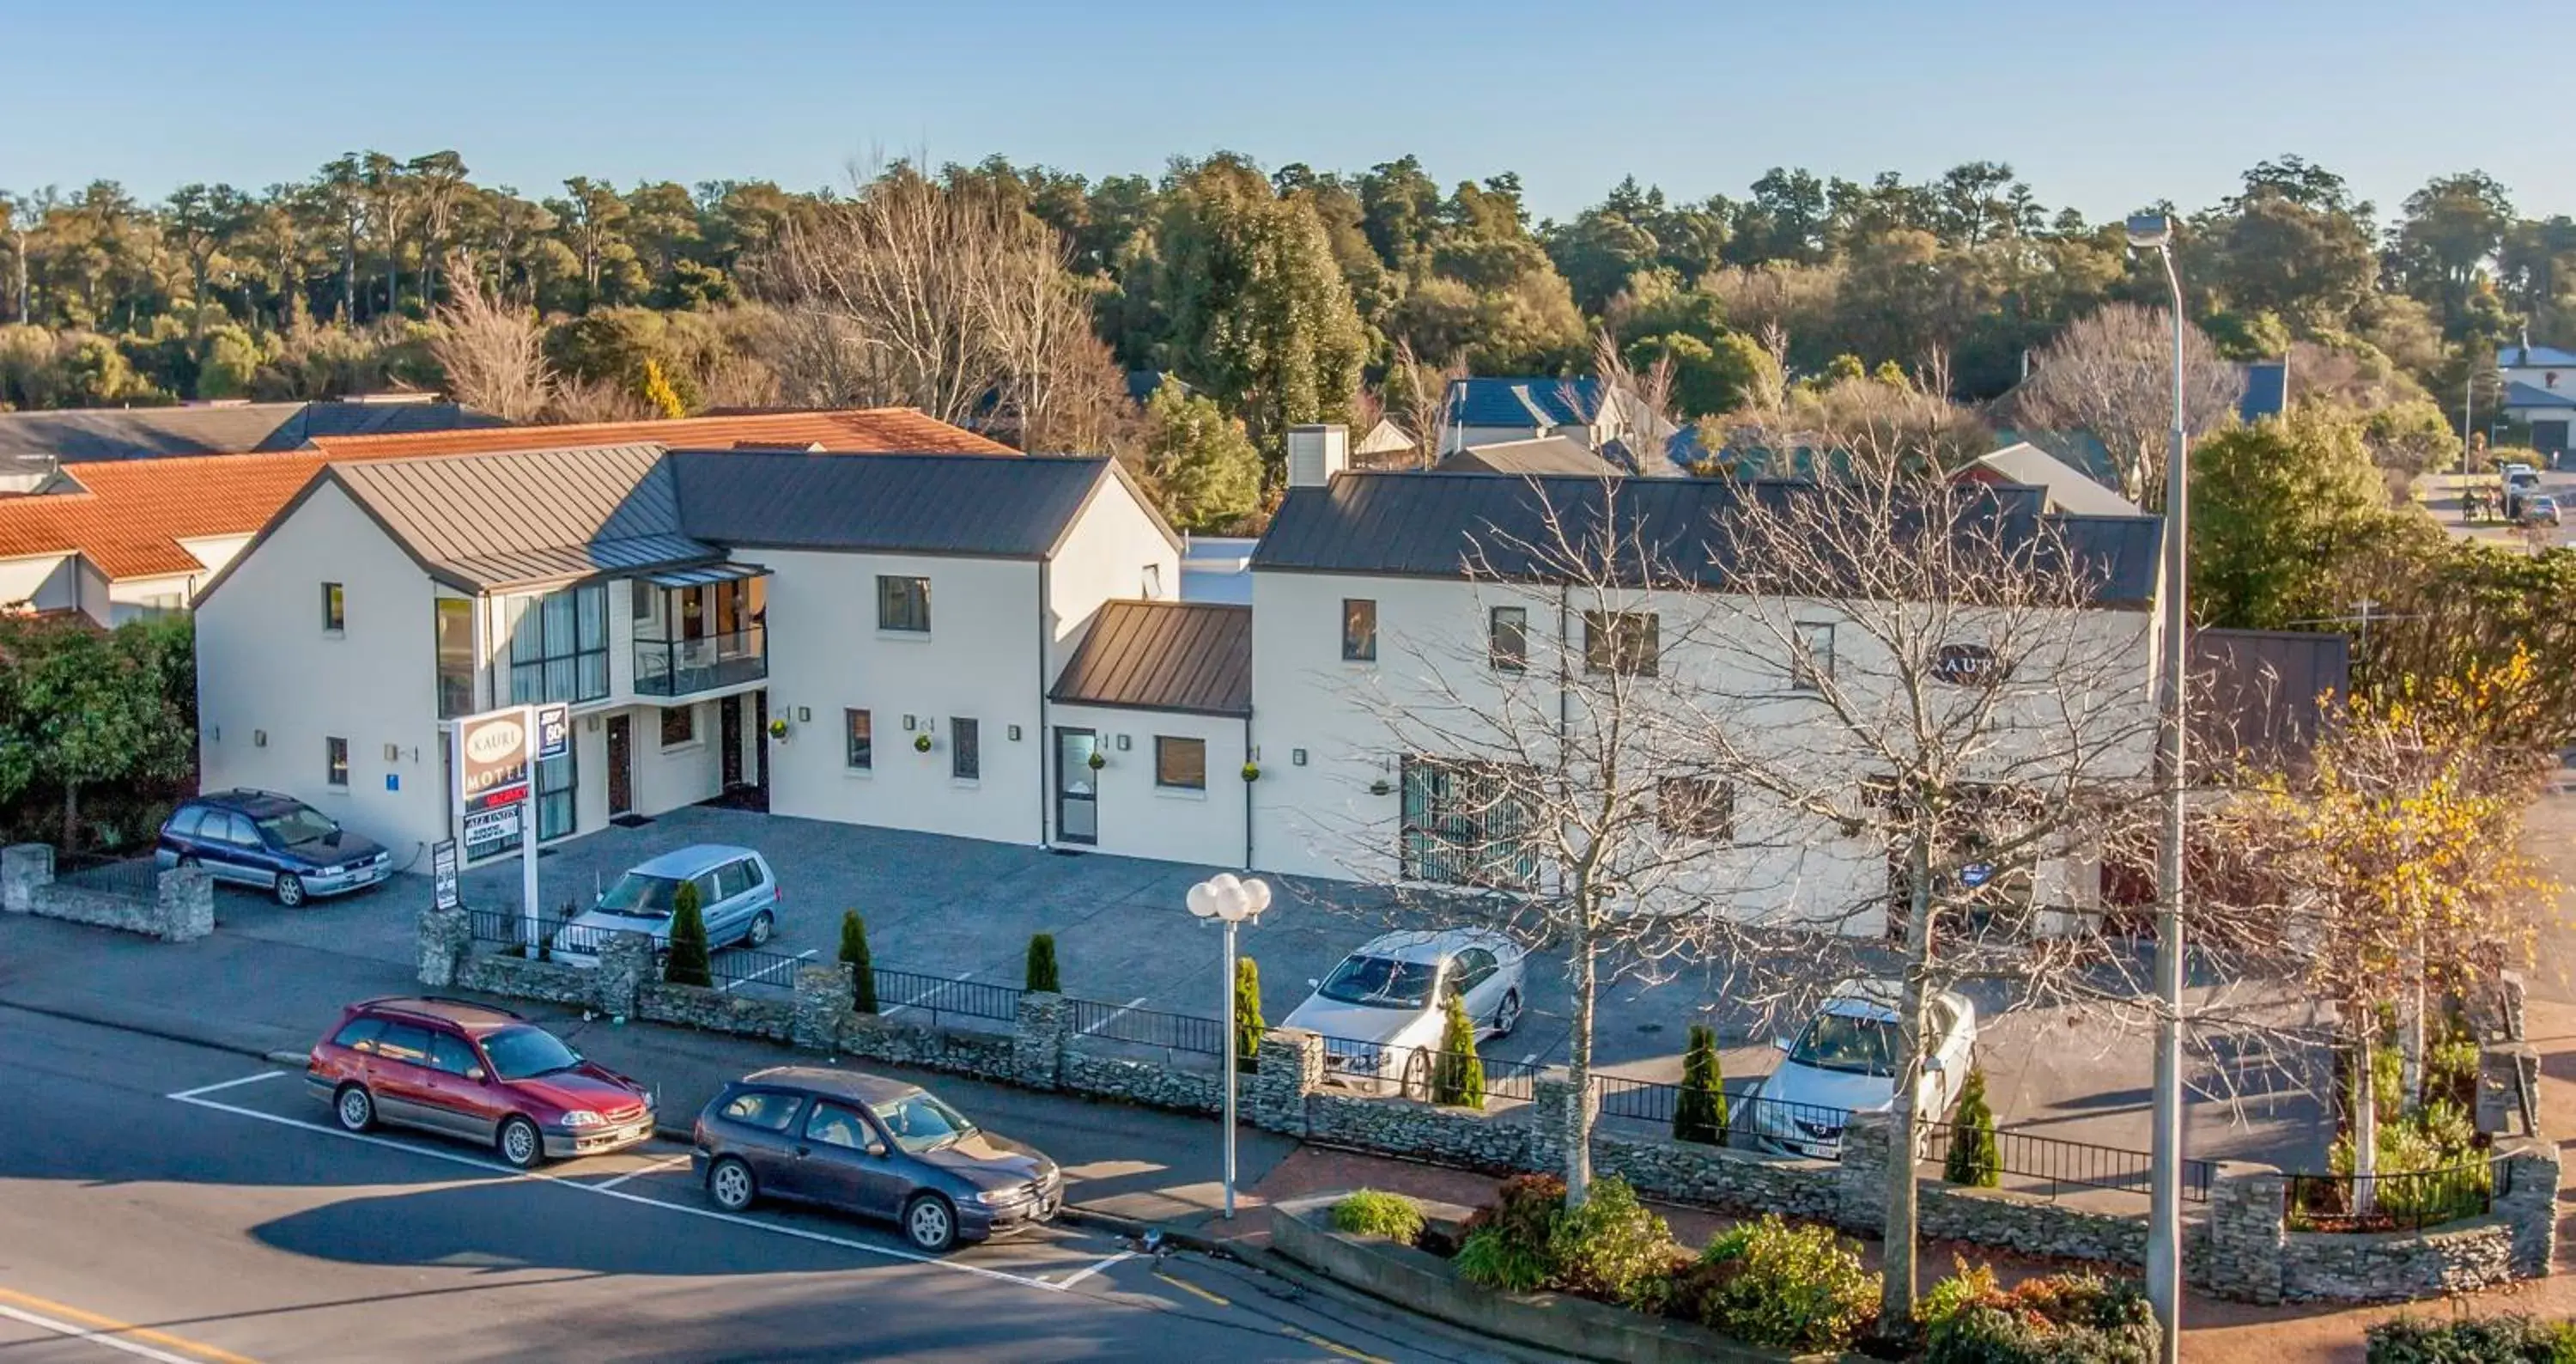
1065 997 1227 1056
55 852 166 902
706 946 811 996
634 626 767 697
1922 1119 2216 1203
2286 1159 2500 1233
1308 1032 1543 1103
1595 1074 1856 1153
872 966 1024 1026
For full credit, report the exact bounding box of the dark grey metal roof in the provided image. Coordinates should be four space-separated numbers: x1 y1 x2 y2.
1250 471 2159 606
2190 627 2348 759
670 450 1123 558
0 400 501 462
643 561 772 588
1050 600 1253 717
332 443 720 592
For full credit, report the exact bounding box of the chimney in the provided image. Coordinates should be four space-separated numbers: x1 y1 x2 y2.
1286 424 1349 490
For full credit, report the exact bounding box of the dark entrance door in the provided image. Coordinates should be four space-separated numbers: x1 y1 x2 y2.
606 715 634 816
1054 728 1098 845
754 692 771 790
720 696 744 789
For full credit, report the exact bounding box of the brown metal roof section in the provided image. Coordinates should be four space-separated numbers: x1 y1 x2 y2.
329 443 717 591
1049 600 1252 717
307 407 1012 460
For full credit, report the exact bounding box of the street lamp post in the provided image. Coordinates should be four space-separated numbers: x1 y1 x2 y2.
2128 210 2188 1364
1188 872 1271 1219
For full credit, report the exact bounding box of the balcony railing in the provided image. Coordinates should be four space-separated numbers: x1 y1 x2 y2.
634 626 767 697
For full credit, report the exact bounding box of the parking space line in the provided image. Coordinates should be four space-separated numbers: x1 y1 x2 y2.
1152 1269 1230 1308
166 1071 286 1101
592 1153 692 1190
166 1079 1072 1294
1051 1248 1133 1288
718 948 816 995
1281 1325 1390 1364
0 1288 261 1364
879 969 976 1020
1073 997 1149 1039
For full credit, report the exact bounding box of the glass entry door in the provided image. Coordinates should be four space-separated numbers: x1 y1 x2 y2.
1055 728 1098 845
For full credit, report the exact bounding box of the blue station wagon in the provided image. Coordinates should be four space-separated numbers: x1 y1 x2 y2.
155 789 392 906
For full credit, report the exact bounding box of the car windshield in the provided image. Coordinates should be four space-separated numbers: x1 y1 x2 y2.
1789 1012 1899 1077
1317 955 1438 1010
595 872 683 918
256 807 337 846
869 1092 977 1154
480 1026 581 1081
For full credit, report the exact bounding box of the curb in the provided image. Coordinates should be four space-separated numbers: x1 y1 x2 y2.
0 994 289 1065
1053 1203 1237 1257
1234 1243 1572 1364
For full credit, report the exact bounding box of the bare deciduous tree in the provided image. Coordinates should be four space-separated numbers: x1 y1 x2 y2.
745 165 1101 444
426 253 550 422
1386 338 1466 466
2013 301 2245 508
1584 328 1680 474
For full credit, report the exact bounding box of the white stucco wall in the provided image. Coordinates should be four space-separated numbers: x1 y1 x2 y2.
0 553 86 616
1048 703 1249 868
760 547 1047 846
197 482 448 861
1044 478 1181 670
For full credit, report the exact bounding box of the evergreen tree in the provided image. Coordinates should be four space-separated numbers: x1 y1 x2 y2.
1024 932 1060 994
1674 1023 1728 1145
664 879 712 987
839 910 876 1014
1142 379 1262 531
1234 954 1266 1073
1943 1068 2002 1188
1430 991 1485 1109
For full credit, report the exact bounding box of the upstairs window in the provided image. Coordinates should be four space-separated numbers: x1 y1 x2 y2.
1341 599 1377 661
1791 621 1836 692
322 582 345 632
1657 776 1735 840
878 575 931 633
1583 611 1658 676
1489 606 1528 673
503 583 609 705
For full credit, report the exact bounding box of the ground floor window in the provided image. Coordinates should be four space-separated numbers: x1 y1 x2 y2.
1399 755 1538 890
325 737 349 788
660 704 696 747
846 709 872 770
951 717 980 781
535 749 576 843
1155 736 1206 790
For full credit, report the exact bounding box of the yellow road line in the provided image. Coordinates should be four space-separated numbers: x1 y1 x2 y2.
0 1286 264 1364
1151 1270 1232 1308
1280 1326 1390 1364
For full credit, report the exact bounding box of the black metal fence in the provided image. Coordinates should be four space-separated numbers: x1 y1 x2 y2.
707 946 811 996
466 906 602 958
1066 996 1226 1056
1307 1033 1545 1104
2286 1159 2500 1233
872 966 1024 1026
1923 1119 2216 1203
55 852 164 902
1595 1074 1856 1153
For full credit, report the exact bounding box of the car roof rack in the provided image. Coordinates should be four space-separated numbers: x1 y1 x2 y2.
390 996 526 1020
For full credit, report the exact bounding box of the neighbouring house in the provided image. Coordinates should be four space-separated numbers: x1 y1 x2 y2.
1350 419 1419 468
193 444 1177 868
1433 434 1615 477
1437 376 1673 458
2238 359 2287 423
2499 344 2576 458
1958 441 2145 517
0 397 501 492
0 408 1008 625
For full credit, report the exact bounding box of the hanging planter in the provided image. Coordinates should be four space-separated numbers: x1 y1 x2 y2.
1241 761 1261 782
914 732 935 753
766 717 789 740
1087 750 1107 771
1368 778 1393 796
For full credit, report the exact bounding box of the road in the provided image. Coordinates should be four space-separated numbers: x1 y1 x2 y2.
0 1006 1492 1364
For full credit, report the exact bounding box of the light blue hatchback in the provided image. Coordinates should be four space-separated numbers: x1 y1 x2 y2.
551 843 781 963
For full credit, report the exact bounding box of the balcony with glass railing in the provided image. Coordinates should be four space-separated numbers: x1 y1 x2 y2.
634 625 767 697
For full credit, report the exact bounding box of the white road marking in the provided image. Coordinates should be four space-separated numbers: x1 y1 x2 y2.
879 969 977 1020
0 1302 209 1364
167 1075 1073 1294
1052 1248 1134 1289
718 948 817 995
1073 997 1150 1039
593 1153 693 1190
167 1070 286 1101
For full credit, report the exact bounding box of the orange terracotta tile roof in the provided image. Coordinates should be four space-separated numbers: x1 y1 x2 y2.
307 407 1014 460
0 408 1011 582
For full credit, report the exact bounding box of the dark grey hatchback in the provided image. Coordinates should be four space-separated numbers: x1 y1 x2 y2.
690 1067 1062 1252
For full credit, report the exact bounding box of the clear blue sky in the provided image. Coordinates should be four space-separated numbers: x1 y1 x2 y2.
8 0 2561 224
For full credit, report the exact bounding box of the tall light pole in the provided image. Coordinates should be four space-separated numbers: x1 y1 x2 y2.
1188 872 1270 1219
2128 210 2188 1364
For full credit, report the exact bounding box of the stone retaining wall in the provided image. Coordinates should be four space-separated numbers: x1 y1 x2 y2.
414 910 2557 1306
1 844 211 943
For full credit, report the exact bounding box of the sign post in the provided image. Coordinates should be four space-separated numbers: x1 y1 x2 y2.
431 838 459 912
456 707 538 950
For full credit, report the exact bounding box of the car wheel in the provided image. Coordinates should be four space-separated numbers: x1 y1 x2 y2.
707 1156 757 1212
1399 1050 1431 1102
745 910 775 948
902 1193 958 1253
333 1084 376 1133
1491 990 1522 1038
273 873 307 908
496 1115 544 1170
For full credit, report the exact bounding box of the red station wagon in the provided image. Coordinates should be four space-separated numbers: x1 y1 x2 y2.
306 996 656 1168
